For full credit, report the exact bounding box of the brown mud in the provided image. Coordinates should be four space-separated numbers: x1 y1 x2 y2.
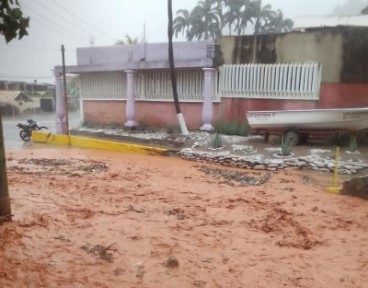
0 148 367 287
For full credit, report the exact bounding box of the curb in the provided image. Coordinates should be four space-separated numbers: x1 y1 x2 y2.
32 131 168 156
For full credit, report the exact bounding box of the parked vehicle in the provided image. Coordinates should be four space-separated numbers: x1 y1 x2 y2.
16 119 48 142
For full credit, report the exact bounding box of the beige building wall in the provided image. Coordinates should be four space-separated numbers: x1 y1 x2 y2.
275 32 343 83
217 36 236 65
218 30 345 83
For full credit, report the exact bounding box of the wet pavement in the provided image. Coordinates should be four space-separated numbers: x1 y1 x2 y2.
1 110 81 150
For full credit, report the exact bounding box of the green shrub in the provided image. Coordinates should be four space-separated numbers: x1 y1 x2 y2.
329 132 349 147
81 121 93 128
358 131 368 145
348 134 358 152
211 131 224 148
166 125 179 134
215 121 249 136
279 134 295 156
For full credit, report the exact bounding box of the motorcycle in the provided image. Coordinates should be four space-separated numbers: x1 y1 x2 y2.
16 119 48 142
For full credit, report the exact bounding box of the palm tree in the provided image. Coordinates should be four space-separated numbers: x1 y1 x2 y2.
214 0 225 33
187 0 221 40
114 34 139 45
173 9 191 38
223 0 243 35
262 9 294 33
237 0 257 35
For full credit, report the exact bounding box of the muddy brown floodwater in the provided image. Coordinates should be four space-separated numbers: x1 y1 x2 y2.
1 147 367 288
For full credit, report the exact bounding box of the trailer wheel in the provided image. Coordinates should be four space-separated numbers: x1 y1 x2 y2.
284 130 299 146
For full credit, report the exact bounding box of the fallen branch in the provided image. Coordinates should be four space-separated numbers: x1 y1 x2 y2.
0 214 13 224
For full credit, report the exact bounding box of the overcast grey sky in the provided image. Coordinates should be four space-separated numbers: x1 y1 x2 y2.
0 0 366 83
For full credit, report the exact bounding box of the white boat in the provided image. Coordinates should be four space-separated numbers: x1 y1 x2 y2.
246 107 368 131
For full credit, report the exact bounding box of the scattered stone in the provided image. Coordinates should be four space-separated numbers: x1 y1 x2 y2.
179 148 368 175
231 144 256 153
166 255 179 268
341 175 368 200
135 261 145 278
81 243 118 263
113 267 125 276
196 165 272 186
193 280 207 286
9 158 108 176
310 149 331 155
253 165 266 170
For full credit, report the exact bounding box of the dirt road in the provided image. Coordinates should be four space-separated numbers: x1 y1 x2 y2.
1 148 367 287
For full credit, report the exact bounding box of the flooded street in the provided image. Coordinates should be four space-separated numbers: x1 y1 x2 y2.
1 110 81 150
1 148 367 288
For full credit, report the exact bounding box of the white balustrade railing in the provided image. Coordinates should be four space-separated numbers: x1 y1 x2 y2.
218 63 321 100
80 63 321 102
80 72 126 100
80 70 220 102
135 70 215 102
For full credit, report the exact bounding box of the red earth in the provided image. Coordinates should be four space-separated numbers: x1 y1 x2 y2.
1 147 367 287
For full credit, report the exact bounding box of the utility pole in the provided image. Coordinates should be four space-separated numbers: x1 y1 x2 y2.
168 0 189 135
61 45 69 134
0 111 11 220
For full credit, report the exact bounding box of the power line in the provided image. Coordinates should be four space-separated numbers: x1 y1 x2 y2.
0 74 54 79
51 0 118 43
0 43 81 52
32 0 108 42
0 44 59 51
21 1 88 42
27 14 83 43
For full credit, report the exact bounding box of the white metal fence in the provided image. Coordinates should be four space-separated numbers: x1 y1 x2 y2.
218 63 321 100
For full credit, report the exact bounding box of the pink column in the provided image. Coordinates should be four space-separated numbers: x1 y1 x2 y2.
201 68 215 131
55 73 67 134
124 70 137 127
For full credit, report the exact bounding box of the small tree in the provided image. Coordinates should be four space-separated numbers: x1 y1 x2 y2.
0 0 29 43
361 5 368 15
0 0 29 220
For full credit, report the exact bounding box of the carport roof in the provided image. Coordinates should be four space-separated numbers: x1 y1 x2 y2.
0 90 33 105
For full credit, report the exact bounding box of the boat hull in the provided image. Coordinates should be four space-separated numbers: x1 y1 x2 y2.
246 108 368 131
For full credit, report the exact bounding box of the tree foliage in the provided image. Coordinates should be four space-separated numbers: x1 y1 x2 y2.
173 0 294 41
115 34 139 45
362 5 368 15
0 0 29 43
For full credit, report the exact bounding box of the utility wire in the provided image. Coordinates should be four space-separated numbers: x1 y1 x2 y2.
0 43 81 51
51 0 118 43
32 0 108 42
0 74 54 79
0 44 59 51
21 2 88 42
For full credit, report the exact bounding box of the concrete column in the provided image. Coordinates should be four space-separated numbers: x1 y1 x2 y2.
55 74 67 134
201 68 215 131
124 70 137 127
79 98 84 123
